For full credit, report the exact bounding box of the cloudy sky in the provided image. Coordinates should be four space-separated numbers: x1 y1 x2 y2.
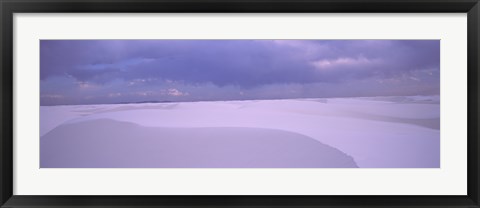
40 40 440 106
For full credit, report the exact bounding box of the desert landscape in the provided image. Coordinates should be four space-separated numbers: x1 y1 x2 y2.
40 40 440 168
40 95 440 168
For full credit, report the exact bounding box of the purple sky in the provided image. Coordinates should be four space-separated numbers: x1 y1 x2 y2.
40 40 440 106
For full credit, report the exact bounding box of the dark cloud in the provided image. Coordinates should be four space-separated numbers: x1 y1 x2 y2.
40 40 440 105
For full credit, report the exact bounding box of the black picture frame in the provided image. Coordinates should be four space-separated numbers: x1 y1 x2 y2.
1 0 479 207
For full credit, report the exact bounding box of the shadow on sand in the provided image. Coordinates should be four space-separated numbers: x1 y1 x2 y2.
41 119 358 168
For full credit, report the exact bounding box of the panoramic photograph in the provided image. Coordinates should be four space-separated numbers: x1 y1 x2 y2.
40 40 440 168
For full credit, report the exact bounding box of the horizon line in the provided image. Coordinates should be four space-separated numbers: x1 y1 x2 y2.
40 94 440 107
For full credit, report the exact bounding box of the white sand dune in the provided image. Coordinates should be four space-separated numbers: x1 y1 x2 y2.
40 96 440 168
41 119 358 168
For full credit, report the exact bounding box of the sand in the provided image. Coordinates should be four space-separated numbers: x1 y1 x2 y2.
40 96 440 168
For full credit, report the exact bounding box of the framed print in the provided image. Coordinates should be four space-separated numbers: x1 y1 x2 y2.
1 0 479 207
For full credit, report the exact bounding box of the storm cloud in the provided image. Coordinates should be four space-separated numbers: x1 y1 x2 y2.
40 40 440 105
